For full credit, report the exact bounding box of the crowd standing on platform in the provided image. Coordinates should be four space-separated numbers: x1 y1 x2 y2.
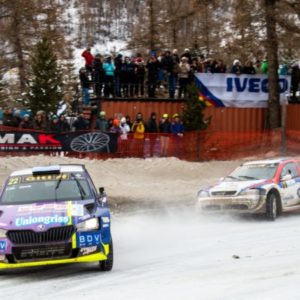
0 46 299 157
79 47 300 102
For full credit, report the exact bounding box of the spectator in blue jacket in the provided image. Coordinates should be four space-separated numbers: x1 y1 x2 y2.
171 113 184 157
95 111 108 132
103 56 115 97
171 113 184 136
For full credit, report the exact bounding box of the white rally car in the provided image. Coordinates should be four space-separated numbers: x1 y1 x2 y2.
197 158 300 220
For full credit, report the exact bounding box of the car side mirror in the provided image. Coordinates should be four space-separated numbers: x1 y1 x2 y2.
99 187 105 195
281 174 292 181
97 187 107 207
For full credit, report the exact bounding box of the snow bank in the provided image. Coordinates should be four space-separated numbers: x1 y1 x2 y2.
0 156 240 209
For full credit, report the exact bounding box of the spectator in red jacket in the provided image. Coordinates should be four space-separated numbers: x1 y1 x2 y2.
81 47 94 72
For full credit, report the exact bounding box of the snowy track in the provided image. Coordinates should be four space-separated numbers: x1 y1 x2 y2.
1 156 300 300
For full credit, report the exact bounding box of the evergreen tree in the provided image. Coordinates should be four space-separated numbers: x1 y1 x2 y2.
182 83 209 131
27 37 63 116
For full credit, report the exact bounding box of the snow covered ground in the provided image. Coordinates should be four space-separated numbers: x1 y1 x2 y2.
1 156 300 300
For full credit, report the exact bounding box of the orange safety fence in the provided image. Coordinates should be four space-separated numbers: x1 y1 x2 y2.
0 126 298 161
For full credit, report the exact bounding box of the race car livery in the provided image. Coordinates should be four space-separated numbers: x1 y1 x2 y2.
0 165 113 270
197 157 300 220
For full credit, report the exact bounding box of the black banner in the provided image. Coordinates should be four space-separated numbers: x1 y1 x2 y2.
0 131 118 153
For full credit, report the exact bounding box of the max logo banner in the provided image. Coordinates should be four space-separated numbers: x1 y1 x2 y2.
0 241 6 251
77 232 101 247
0 134 60 145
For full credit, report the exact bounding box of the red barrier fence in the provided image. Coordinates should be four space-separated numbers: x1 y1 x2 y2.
0 125 297 161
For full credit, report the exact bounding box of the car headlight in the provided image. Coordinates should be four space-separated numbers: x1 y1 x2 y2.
197 190 209 198
77 218 99 232
0 229 7 238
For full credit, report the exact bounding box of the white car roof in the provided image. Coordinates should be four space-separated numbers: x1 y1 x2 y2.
243 157 291 166
10 165 85 176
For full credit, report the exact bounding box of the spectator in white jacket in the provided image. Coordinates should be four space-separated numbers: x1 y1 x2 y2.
120 117 130 140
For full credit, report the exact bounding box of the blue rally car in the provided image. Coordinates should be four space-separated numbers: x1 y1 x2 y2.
0 164 113 271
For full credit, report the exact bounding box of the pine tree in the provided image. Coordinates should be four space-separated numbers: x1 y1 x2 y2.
182 83 209 131
27 37 63 116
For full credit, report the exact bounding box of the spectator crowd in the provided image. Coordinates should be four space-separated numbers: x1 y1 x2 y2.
80 47 300 103
0 107 184 138
1 47 299 148
0 106 185 157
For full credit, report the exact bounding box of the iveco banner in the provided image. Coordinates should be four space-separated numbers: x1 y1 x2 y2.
194 73 291 108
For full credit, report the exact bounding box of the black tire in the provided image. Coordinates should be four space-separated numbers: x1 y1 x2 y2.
99 241 113 271
266 192 278 221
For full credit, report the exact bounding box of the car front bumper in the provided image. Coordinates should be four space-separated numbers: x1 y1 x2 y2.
198 195 267 214
0 244 109 269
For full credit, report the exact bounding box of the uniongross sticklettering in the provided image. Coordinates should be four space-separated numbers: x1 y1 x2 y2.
15 215 69 226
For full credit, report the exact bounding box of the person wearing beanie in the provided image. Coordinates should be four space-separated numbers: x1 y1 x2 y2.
159 113 171 156
110 118 122 134
49 115 60 132
180 48 192 64
95 111 108 132
19 114 33 129
178 57 191 98
171 113 184 157
93 53 104 97
120 117 130 140
72 114 89 131
230 59 242 75
132 112 146 157
261 58 268 74
132 112 146 140
79 67 90 106
147 112 158 157
114 53 123 97
171 113 184 136
81 47 94 73
58 114 71 132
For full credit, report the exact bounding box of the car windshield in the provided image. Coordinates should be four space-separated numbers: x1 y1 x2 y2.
0 172 92 204
227 163 278 181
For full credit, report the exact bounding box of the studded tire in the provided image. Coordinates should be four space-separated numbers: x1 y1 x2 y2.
266 192 278 221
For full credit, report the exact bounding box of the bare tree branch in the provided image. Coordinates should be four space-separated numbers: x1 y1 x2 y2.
276 15 300 34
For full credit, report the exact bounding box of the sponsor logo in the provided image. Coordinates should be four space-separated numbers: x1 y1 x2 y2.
0 133 60 145
71 204 84 217
15 215 69 227
283 195 294 201
80 246 97 255
0 240 6 251
37 224 46 231
77 232 101 247
226 77 289 93
18 203 68 213
101 217 110 223
280 179 296 189
23 174 69 182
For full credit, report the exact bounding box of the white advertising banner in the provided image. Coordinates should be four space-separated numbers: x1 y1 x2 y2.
194 73 291 108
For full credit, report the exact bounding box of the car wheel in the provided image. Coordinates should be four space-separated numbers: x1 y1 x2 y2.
266 192 278 221
99 241 113 271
